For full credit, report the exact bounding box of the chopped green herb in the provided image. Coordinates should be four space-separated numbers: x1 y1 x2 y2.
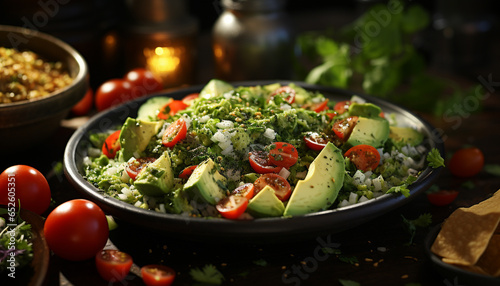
402 213 432 244
427 148 445 168
339 279 361 286
253 259 268 267
190 264 225 285
338 255 358 265
484 164 500 177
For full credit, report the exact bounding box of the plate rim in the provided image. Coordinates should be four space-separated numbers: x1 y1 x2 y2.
63 81 444 241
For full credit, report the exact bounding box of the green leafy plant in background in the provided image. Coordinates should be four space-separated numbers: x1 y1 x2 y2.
295 1 480 115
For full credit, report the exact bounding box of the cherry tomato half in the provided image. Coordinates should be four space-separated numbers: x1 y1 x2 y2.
304 132 329 151
44 199 109 261
126 157 156 180
216 195 249 219
124 68 163 97
344 144 381 172
71 88 93 116
254 173 292 201
95 79 133 111
102 130 121 159
268 142 299 169
182 93 199 106
448 147 484 178
179 165 198 179
0 165 51 215
332 116 358 141
95 249 133 282
427 190 459 206
249 151 282 174
269 86 296 104
162 118 187 148
334 100 352 114
157 100 189 120
141 265 176 286
310 99 329 113
231 183 255 200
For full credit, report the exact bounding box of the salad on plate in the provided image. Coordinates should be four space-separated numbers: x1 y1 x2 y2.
82 80 443 219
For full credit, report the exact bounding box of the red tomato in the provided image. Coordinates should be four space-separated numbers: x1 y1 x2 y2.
448 147 484 178
157 100 189 120
71 88 93 116
304 132 329 151
182 93 199 106
232 183 255 200
326 112 338 121
95 79 134 111
179 165 198 179
254 173 292 201
269 86 296 104
126 157 156 180
249 151 282 174
102 130 121 159
162 118 187 148
124 68 163 97
44 199 109 261
427 190 459 206
332 116 358 141
0 165 51 215
141 265 176 286
310 99 329 113
95 249 133 282
268 142 299 169
216 195 249 219
344 144 381 172
334 100 352 114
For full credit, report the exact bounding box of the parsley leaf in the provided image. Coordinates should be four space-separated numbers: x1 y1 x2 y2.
402 213 432 244
189 264 225 285
253 259 267 267
339 279 361 286
484 164 500 177
427 148 445 168
386 185 411 198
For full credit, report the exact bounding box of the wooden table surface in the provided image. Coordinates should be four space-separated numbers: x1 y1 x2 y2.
2 73 499 286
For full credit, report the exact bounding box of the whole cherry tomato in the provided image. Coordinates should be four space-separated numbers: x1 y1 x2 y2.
95 79 133 111
448 147 484 177
0 165 51 215
44 199 109 261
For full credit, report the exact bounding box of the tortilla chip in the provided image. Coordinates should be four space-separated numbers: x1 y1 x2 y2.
475 234 500 277
431 190 500 266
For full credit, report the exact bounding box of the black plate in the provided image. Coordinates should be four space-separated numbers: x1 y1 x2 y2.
424 224 500 285
64 81 444 242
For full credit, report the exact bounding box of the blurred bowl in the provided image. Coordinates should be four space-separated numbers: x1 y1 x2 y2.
0 25 88 151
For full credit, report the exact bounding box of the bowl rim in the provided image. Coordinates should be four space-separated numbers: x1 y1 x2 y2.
64 81 445 241
0 24 88 109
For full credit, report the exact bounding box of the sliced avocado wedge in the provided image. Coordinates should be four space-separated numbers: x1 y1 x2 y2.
199 79 233 99
348 102 382 118
183 158 227 205
119 117 162 161
347 117 389 148
389 126 424 147
137 96 172 121
134 151 174 196
247 185 285 218
284 142 345 216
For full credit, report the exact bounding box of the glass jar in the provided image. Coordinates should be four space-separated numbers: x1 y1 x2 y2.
212 0 293 81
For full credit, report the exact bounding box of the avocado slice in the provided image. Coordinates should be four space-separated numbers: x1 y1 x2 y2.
134 151 174 196
199 79 233 99
137 96 172 121
347 117 389 148
347 102 382 118
284 142 345 216
183 158 227 205
119 117 162 161
389 126 424 147
247 185 285 218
